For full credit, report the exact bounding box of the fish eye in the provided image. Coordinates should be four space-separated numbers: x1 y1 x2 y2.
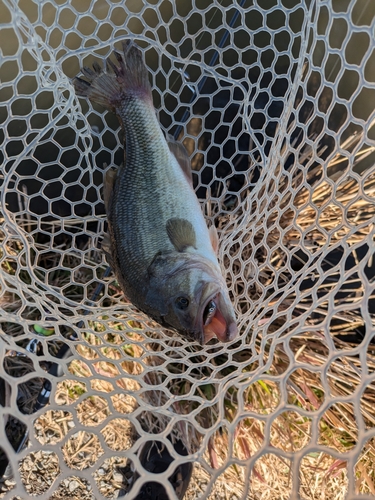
175 297 189 310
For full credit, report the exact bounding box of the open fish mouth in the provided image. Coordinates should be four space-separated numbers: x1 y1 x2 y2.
199 292 238 344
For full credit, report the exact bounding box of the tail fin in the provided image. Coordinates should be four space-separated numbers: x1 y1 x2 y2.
73 40 152 110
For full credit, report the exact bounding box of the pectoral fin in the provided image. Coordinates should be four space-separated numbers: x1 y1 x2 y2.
209 225 219 254
166 218 197 252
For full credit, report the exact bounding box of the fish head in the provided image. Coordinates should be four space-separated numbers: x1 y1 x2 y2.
146 252 238 345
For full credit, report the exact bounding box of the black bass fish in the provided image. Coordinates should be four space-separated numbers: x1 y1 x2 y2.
73 41 237 345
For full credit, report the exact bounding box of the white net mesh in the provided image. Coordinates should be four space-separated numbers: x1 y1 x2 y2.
1 0 375 498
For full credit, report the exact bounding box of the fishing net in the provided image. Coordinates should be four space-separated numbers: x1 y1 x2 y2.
1 0 375 498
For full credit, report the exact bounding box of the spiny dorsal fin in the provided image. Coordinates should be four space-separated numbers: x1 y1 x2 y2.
101 232 114 267
209 225 219 255
166 218 197 252
167 137 193 186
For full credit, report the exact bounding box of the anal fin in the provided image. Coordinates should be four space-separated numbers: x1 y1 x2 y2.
103 166 117 215
167 137 193 186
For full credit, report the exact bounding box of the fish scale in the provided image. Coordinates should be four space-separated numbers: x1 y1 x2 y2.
111 99 205 284
73 40 238 344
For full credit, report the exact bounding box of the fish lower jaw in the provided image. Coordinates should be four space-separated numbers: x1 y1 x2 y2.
201 295 238 344
203 316 226 342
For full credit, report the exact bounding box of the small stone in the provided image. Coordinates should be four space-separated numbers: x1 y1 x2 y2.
69 479 80 492
112 472 123 483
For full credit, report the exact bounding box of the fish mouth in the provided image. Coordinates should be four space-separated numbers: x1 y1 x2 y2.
197 287 238 344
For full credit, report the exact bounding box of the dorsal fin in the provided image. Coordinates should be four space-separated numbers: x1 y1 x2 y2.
167 136 193 186
166 218 197 252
